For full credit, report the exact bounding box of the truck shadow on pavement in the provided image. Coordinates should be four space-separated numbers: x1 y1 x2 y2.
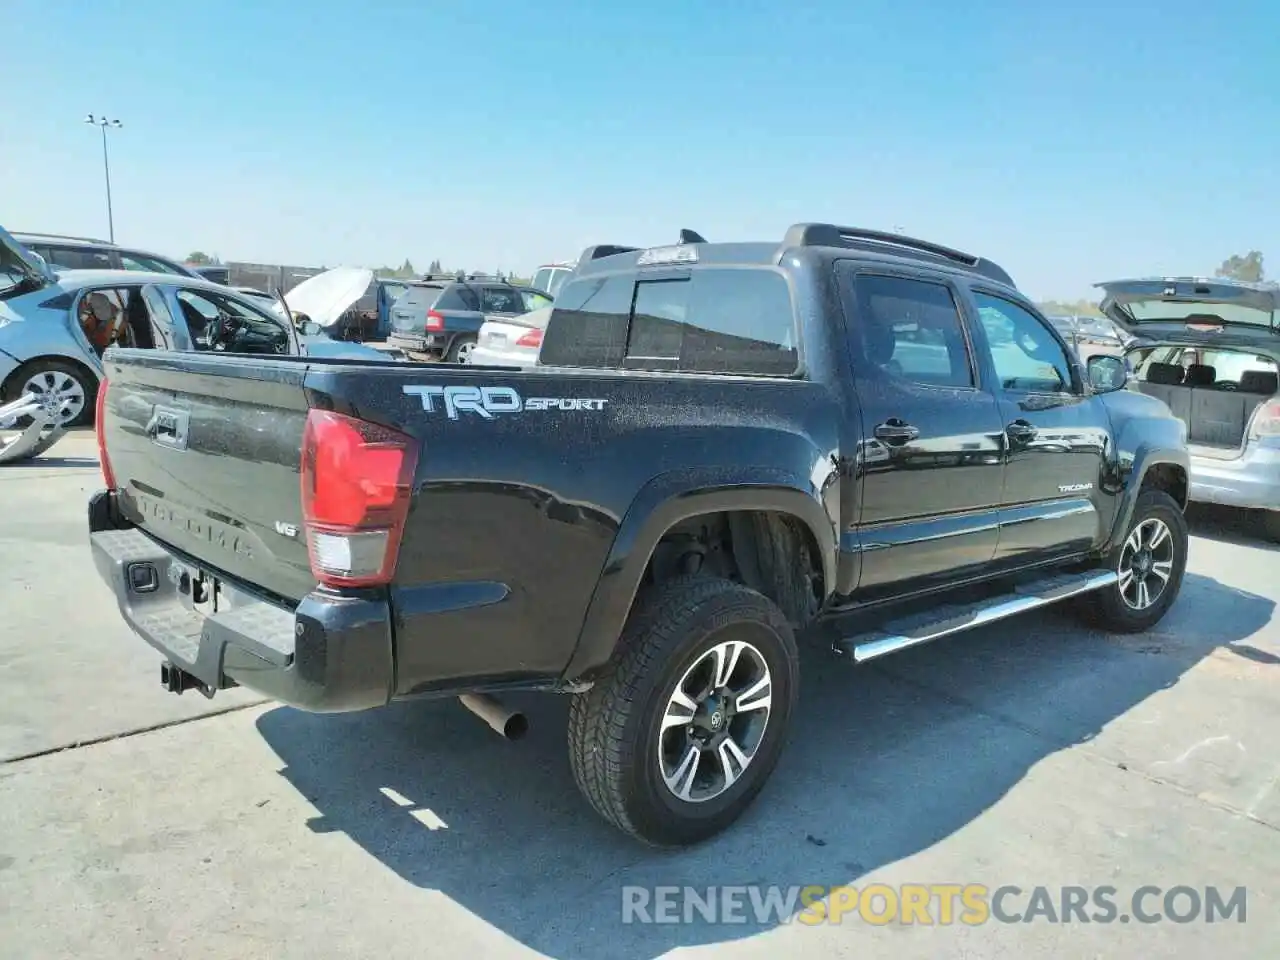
255 572 1273 960
1185 504 1280 554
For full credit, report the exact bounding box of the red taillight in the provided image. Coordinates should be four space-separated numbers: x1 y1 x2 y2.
300 409 419 588
94 380 115 489
515 328 544 348
1249 397 1280 440
425 309 444 332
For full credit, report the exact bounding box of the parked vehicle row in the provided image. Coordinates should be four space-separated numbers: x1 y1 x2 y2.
0 226 387 427
12 231 203 279
387 274 552 362
90 221 1192 848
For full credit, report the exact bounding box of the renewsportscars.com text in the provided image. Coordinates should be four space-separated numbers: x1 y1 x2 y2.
621 883 1247 926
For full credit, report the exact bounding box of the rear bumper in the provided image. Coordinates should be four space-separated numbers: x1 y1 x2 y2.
387 332 444 356
1188 443 1280 511
469 342 538 368
88 491 394 712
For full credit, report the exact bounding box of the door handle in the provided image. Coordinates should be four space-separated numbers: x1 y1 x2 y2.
874 419 919 443
1005 419 1038 443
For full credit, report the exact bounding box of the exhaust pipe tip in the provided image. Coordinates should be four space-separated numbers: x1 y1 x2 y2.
459 693 528 741
502 712 530 741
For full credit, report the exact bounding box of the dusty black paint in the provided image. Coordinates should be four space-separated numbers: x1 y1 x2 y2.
93 234 1189 707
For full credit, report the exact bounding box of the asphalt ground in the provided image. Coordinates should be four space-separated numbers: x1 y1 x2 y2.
1 430 1276 958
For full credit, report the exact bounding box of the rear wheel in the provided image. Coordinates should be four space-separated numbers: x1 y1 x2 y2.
1078 490 1188 632
447 335 476 363
567 576 799 847
2 359 96 428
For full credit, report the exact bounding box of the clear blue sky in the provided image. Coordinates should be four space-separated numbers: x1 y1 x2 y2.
4 0 1276 299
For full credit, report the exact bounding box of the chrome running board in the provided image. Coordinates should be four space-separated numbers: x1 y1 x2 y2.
835 569 1118 664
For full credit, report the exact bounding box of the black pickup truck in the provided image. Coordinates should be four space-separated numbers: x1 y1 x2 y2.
89 223 1190 847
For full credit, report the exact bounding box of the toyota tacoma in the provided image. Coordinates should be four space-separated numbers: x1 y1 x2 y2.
89 223 1191 846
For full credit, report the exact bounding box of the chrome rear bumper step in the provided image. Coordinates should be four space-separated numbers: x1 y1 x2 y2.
836 569 1118 664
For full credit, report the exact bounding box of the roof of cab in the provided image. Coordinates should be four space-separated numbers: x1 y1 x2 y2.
570 222 1018 292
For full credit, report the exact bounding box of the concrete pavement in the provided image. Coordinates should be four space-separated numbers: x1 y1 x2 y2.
0 434 1276 958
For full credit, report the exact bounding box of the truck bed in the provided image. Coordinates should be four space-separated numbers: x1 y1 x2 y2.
93 347 833 700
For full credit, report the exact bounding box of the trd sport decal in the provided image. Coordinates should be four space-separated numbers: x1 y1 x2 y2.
403 385 608 420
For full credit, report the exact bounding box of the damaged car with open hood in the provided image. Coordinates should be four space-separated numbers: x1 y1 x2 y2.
0 225 387 433
1100 275 1280 539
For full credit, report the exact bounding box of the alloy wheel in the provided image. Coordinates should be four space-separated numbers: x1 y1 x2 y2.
1118 517 1175 611
657 637 773 804
21 369 85 426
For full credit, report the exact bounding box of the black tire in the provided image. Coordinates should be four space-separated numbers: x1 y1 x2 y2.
567 576 799 847
446 335 476 363
1078 490 1188 633
2 358 97 429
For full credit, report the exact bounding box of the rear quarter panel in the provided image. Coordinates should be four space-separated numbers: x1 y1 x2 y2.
302 364 839 695
0 298 102 377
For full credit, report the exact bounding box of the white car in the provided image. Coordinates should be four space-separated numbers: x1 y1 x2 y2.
468 306 552 367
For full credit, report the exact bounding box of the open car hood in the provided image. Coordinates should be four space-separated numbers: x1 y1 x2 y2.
277 266 374 328
1097 277 1279 342
0 224 57 289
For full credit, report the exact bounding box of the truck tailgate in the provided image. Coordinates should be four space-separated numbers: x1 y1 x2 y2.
98 351 315 603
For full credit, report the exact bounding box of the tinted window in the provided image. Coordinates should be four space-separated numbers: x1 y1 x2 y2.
381 281 409 304
480 286 524 313
120 252 184 274
542 268 797 375
629 269 796 375
45 246 114 271
974 293 1073 393
852 275 974 387
521 289 553 312
436 285 480 312
538 275 634 367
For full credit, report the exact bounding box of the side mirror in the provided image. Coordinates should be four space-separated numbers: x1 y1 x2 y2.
1087 354 1128 393
298 320 323 337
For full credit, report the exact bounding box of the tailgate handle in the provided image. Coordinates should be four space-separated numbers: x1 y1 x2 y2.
146 406 190 450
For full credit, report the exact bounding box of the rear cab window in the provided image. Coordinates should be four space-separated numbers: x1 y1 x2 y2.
541 267 798 376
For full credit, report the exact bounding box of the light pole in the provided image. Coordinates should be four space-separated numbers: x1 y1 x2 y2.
84 115 123 242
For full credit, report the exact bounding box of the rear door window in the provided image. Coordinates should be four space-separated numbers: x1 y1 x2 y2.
849 274 975 388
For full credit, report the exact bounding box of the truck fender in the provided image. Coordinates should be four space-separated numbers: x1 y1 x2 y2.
561 466 837 681
1104 443 1190 553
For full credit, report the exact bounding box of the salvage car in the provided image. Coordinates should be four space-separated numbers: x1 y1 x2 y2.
90 223 1189 847
1100 276 1280 539
0 227 385 427
467 305 551 366
386 275 552 362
